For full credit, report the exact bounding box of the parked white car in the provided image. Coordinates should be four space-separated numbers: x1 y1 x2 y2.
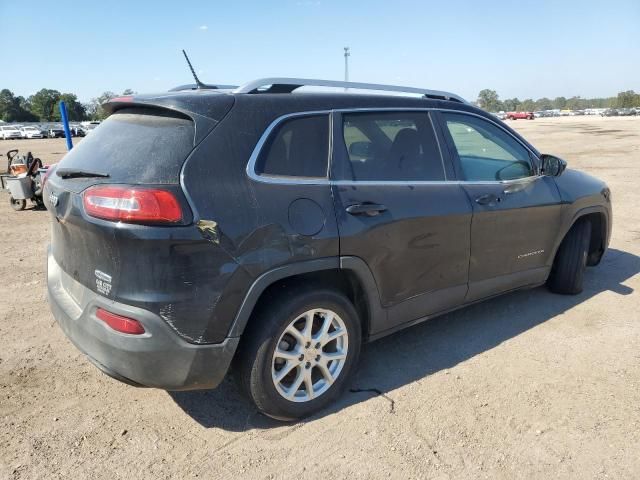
0 125 22 140
79 121 100 135
20 126 44 139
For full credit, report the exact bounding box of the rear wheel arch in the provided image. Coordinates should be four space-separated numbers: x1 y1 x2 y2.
229 257 384 342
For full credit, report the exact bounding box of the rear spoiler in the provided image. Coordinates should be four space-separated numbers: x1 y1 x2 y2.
104 92 234 144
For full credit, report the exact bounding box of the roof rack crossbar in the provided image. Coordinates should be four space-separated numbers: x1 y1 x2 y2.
233 78 466 103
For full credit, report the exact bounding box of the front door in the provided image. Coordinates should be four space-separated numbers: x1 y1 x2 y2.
331 110 473 334
439 111 563 301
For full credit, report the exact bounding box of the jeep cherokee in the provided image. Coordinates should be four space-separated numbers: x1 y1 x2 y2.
45 78 611 420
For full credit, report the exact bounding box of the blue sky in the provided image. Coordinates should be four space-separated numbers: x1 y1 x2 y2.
2 0 638 102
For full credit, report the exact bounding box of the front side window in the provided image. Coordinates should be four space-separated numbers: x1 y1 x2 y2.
255 114 329 178
443 113 533 181
338 112 445 181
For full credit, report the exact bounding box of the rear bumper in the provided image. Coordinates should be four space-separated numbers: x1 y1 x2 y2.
47 252 239 390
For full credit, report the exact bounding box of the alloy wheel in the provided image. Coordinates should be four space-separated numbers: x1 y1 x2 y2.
271 308 349 402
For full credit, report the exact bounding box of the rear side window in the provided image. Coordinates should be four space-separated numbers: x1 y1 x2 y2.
338 112 444 181
56 108 195 184
255 115 329 178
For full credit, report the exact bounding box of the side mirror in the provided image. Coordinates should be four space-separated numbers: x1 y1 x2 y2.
540 154 567 177
348 141 372 158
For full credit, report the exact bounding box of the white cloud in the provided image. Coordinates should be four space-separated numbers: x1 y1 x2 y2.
198 25 208 31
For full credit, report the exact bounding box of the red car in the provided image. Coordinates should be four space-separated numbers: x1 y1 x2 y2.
506 111 534 120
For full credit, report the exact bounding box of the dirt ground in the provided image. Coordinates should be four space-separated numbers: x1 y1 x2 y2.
1 116 639 480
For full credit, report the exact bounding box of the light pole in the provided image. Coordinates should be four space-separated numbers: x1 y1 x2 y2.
344 47 350 83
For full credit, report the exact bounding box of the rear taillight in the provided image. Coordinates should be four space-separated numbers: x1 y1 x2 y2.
42 164 56 189
83 185 182 224
96 308 146 335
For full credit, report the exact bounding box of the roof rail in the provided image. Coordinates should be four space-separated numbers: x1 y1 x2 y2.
169 83 238 92
233 78 466 103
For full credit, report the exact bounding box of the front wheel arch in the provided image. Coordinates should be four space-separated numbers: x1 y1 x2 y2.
549 208 609 269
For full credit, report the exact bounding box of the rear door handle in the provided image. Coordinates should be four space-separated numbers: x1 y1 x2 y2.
345 203 387 216
474 194 501 206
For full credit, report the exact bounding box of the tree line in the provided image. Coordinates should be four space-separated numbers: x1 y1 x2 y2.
477 89 640 112
3 86 640 122
0 88 135 123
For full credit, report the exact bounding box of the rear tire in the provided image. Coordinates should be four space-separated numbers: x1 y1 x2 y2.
547 220 591 295
234 286 362 421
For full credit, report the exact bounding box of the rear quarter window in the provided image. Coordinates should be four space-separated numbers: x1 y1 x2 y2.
57 107 195 184
254 114 329 178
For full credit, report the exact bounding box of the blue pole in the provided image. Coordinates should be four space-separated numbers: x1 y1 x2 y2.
59 101 73 151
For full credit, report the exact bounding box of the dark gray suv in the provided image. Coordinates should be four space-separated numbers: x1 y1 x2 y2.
44 78 611 420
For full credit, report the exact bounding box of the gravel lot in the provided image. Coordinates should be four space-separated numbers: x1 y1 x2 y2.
1 116 639 479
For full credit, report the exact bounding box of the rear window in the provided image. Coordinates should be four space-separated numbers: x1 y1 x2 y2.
56 108 195 184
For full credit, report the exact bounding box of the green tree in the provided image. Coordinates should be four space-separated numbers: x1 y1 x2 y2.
477 89 502 112
535 97 554 110
121 88 136 95
565 96 584 110
87 91 116 120
28 88 62 121
615 90 639 108
0 89 19 121
59 93 87 121
503 98 520 112
520 99 536 111
0 89 37 122
553 96 567 109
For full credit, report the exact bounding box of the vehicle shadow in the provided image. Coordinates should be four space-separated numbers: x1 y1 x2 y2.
169 248 638 431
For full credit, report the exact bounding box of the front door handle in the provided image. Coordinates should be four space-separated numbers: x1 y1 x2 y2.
346 203 387 216
503 183 527 195
475 194 501 206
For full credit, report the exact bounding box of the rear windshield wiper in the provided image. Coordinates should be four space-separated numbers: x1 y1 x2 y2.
56 168 110 179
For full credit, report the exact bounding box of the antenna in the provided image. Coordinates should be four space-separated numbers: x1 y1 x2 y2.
182 49 205 89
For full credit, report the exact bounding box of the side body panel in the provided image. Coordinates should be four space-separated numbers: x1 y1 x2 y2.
181 96 489 342
460 176 564 301
329 110 473 334
436 110 564 301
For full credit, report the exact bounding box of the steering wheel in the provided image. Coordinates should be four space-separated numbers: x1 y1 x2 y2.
495 161 531 181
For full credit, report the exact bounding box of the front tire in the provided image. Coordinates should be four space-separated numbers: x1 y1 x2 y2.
235 287 362 421
547 220 591 294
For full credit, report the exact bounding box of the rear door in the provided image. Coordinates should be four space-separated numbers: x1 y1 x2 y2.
331 110 472 334
438 111 563 301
